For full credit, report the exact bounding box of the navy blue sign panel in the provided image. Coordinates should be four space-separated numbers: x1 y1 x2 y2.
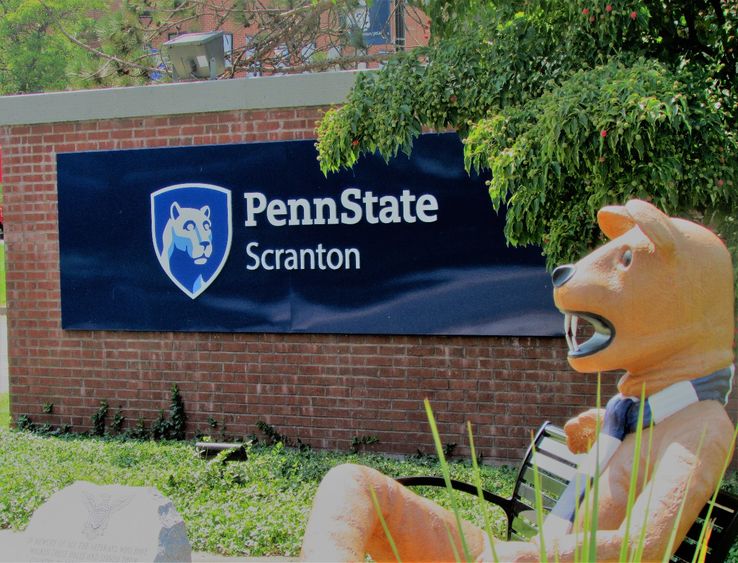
57 133 562 335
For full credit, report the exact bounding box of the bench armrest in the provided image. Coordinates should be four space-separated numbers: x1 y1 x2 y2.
396 476 515 520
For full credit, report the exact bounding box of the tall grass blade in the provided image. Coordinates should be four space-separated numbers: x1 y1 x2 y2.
572 493 581 562
690 422 738 563
696 520 714 563
443 521 463 563
580 468 595 561
631 417 656 562
467 422 499 563
530 439 548 562
583 372 603 562
572 472 584 562
424 399 472 562
619 383 647 561
369 486 403 563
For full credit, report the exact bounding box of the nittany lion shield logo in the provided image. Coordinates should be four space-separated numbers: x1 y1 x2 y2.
151 183 232 299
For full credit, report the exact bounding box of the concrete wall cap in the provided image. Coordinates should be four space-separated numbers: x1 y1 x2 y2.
0 70 365 126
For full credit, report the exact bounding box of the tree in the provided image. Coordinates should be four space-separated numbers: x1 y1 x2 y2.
0 1 426 93
316 0 738 270
0 0 102 94
59 0 427 85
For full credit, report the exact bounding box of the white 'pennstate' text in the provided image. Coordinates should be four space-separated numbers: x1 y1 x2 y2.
243 188 439 227
243 188 438 271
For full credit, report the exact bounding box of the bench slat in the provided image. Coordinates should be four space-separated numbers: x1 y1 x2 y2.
511 510 539 539
520 466 569 498
516 482 557 511
672 535 706 563
527 450 578 482
700 500 736 527
537 437 584 466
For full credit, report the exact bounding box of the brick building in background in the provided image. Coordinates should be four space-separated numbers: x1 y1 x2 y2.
149 0 429 78
1 72 732 465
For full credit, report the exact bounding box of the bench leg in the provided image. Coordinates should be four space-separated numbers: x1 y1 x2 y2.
300 463 487 562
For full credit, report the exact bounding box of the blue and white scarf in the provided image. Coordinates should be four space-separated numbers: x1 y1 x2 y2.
542 365 735 537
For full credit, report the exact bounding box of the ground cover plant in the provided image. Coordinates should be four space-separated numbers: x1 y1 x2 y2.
4 425 737 560
0 427 515 557
0 393 9 429
2 420 738 559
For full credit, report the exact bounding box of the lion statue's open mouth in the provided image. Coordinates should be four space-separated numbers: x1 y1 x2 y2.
562 311 614 357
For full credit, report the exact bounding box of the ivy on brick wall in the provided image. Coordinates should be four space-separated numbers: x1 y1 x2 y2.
16 384 187 441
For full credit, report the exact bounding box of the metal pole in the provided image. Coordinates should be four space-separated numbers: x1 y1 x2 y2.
394 0 405 51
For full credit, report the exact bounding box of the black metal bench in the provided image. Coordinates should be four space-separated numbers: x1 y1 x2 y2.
398 421 738 562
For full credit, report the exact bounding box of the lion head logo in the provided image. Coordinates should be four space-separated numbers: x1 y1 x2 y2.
151 184 232 299
163 203 213 267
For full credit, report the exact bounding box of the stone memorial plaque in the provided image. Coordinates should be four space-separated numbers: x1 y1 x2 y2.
21 481 191 562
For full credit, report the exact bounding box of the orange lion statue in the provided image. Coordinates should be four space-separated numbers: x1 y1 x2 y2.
300 199 735 561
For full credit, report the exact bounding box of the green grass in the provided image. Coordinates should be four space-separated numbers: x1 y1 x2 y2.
0 428 516 557
0 392 8 429
5 422 737 560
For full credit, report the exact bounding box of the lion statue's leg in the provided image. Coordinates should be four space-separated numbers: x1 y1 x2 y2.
300 463 487 562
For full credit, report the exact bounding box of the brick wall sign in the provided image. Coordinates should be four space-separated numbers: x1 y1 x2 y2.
57 133 561 336
3 76 736 462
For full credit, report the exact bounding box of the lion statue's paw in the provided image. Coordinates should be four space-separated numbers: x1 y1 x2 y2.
564 408 604 454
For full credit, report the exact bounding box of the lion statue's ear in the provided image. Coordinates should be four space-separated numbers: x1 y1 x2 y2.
625 199 676 254
170 202 182 220
597 199 676 254
597 205 634 240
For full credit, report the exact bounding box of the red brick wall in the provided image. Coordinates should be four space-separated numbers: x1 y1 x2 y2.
1 108 734 464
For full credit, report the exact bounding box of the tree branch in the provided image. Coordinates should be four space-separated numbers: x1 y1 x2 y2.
54 18 161 74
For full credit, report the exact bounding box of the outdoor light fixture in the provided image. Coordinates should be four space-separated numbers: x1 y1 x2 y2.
164 31 225 80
